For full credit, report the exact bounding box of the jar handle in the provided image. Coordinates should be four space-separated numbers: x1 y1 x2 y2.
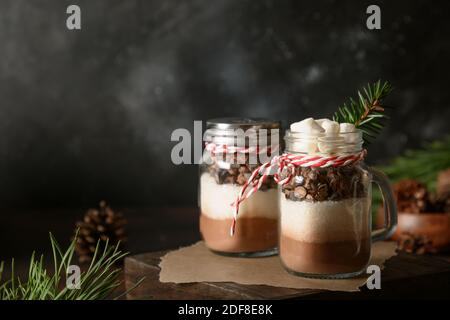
369 167 397 242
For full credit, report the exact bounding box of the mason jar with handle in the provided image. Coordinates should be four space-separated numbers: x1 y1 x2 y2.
199 118 281 257
278 128 397 278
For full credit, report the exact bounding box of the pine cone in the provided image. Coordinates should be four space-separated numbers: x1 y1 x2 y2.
397 232 435 255
437 168 450 198
75 201 127 264
433 192 450 213
393 179 429 213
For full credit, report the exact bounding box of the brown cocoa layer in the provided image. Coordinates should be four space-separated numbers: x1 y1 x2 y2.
200 214 278 253
206 163 277 190
280 234 371 275
281 165 369 202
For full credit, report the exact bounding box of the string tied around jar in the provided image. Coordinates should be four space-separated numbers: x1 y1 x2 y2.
204 142 279 156
230 149 367 236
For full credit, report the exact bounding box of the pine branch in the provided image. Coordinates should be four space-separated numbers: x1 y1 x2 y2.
371 135 450 215
0 231 143 300
333 80 393 144
378 135 450 192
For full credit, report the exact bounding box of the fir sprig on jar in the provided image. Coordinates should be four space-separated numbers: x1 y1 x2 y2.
333 80 393 145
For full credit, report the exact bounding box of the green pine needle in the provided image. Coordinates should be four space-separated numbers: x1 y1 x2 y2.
371 135 450 217
0 231 143 300
377 135 450 192
333 80 393 145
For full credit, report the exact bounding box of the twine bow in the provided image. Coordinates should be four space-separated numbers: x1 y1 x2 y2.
230 149 367 236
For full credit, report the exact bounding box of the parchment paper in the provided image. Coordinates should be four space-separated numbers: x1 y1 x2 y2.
159 241 397 292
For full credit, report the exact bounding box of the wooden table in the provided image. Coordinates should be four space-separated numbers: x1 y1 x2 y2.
3 207 450 299
124 249 450 299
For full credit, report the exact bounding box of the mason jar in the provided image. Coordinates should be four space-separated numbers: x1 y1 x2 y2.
279 129 397 278
199 118 281 257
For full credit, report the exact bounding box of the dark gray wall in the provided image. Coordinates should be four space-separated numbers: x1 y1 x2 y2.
0 0 449 208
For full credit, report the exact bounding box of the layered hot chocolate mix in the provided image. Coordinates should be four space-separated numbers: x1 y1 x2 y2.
200 174 278 253
276 118 372 276
279 192 372 275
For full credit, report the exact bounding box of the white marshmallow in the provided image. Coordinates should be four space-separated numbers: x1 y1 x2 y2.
314 118 328 126
290 134 318 154
339 124 361 146
339 123 358 145
339 123 356 133
290 118 325 135
318 136 345 154
320 120 340 135
297 141 318 154
341 132 361 145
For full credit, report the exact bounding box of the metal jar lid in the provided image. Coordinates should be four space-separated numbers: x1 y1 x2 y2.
206 117 281 131
204 117 281 146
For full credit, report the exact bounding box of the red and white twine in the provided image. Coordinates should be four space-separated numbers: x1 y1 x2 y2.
204 142 278 155
229 149 367 236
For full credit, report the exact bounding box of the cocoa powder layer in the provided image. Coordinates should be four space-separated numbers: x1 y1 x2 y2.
200 214 277 253
280 234 371 275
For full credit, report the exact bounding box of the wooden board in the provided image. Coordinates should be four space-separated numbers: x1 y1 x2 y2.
124 249 450 299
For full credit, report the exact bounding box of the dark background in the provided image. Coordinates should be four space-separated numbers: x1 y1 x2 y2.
0 0 449 209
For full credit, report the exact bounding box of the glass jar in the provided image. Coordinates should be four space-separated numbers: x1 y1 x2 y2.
278 130 397 278
199 118 281 257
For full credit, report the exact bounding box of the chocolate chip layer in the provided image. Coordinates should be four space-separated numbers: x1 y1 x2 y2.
281 165 369 202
